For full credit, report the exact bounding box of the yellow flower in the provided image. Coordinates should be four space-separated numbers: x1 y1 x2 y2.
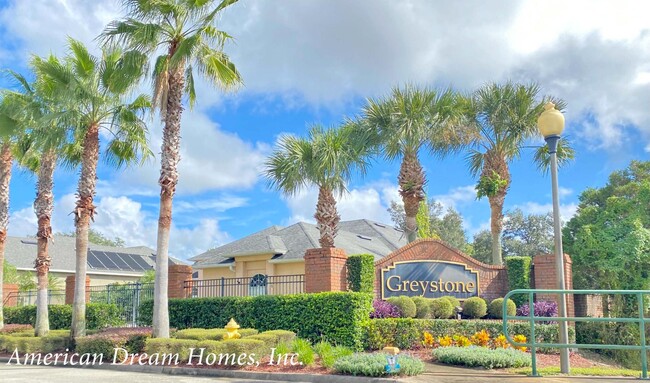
492 334 510 349
453 335 472 347
422 332 436 348
513 334 528 352
438 335 453 347
470 330 491 347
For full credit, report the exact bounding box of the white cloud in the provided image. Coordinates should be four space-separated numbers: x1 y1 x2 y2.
8 194 231 259
516 201 578 223
431 185 477 211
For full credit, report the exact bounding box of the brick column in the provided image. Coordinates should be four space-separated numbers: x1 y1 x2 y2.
304 248 347 293
533 253 574 317
2 283 18 307
65 276 90 305
168 265 193 299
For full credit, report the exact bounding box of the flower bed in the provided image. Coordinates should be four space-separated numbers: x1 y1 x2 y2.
433 346 531 369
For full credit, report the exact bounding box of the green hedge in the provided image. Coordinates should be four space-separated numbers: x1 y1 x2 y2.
4 304 124 330
333 353 424 377
576 322 648 369
504 257 531 307
346 254 375 294
174 328 259 341
139 292 373 350
363 318 575 351
0 334 70 353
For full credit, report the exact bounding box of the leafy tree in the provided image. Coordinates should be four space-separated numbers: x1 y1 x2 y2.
462 82 574 265
34 40 151 338
102 0 242 339
563 161 650 314
3 261 18 284
139 270 155 284
388 198 468 250
58 229 126 248
470 210 554 264
416 200 437 239
361 85 465 243
264 124 371 247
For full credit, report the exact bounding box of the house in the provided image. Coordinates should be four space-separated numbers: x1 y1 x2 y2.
190 219 407 282
4 235 187 287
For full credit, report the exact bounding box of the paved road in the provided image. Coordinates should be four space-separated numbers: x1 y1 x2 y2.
0 364 291 383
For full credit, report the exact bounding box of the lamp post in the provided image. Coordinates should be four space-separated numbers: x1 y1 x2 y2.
537 102 570 374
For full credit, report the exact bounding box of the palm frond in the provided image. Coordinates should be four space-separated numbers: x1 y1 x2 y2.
533 137 576 174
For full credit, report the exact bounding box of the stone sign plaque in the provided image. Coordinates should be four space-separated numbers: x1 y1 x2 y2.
381 260 479 300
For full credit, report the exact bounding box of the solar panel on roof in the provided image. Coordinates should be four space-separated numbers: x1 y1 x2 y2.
120 253 141 270
87 252 105 269
128 253 153 270
110 253 131 271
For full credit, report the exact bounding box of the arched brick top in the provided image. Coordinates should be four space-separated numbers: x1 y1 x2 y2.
376 239 504 271
374 239 508 301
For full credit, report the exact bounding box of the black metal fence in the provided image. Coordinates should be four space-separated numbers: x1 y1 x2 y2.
89 282 154 326
3 289 66 306
186 274 304 298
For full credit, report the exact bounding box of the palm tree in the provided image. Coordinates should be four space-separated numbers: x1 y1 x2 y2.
33 39 152 338
264 124 371 247
102 0 242 338
360 85 466 243
463 82 574 265
2 69 71 336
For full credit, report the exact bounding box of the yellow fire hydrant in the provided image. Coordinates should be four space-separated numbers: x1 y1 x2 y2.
224 318 241 340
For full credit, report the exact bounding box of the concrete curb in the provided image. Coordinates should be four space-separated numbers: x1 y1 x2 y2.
0 357 398 383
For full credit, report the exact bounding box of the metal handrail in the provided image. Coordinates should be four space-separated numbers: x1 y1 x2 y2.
503 289 649 379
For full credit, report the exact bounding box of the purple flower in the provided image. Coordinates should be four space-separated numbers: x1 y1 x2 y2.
370 299 402 319
517 301 558 324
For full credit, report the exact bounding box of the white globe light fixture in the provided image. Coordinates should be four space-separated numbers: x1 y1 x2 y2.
537 100 570 374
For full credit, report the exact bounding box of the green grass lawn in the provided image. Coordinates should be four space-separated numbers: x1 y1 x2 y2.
510 366 643 377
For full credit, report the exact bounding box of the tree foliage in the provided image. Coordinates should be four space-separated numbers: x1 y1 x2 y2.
563 161 650 296
58 229 126 247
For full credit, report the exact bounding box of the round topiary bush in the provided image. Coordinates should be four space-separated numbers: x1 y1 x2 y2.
488 298 516 319
411 296 432 319
386 296 417 318
440 296 460 309
462 297 487 319
430 297 454 319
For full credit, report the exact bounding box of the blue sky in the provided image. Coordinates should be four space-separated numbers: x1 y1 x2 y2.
1 1 649 259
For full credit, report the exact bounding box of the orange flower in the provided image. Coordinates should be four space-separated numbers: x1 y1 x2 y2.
453 335 471 347
513 334 528 352
422 332 436 348
438 335 453 347
470 330 491 347
492 334 510 349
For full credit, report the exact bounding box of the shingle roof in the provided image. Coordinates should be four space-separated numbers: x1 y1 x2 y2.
192 220 407 269
4 236 186 276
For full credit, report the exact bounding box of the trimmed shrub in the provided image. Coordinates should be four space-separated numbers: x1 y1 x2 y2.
488 298 517 319
174 328 258 341
0 324 33 334
292 338 315 366
314 341 353 368
76 327 152 356
346 254 375 294
370 299 401 319
440 296 460 309
0 334 68 353
433 346 531 369
430 298 454 319
386 296 416 318
259 330 296 345
4 303 123 330
462 297 487 319
411 297 431 319
362 318 576 351
139 292 372 350
145 338 202 362
222 338 268 358
333 353 424 377
504 256 531 307
75 337 116 357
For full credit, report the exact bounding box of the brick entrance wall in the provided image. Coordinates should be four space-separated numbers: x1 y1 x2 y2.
2 283 18 307
532 253 574 318
375 239 508 302
304 248 347 293
65 276 90 305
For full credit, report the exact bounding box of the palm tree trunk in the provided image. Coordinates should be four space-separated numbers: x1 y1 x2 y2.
314 187 339 248
0 143 12 330
71 124 99 339
34 149 56 337
153 63 185 339
399 151 425 243
483 150 510 266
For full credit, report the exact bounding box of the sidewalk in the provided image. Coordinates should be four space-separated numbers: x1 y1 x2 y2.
403 363 638 383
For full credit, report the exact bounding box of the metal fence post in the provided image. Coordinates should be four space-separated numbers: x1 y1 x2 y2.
529 291 538 377
638 292 648 379
220 277 225 297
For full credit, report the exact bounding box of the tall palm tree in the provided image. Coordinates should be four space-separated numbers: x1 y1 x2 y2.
2 69 71 336
264 124 372 247
102 0 242 338
360 85 466 243
463 82 574 265
33 39 152 338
